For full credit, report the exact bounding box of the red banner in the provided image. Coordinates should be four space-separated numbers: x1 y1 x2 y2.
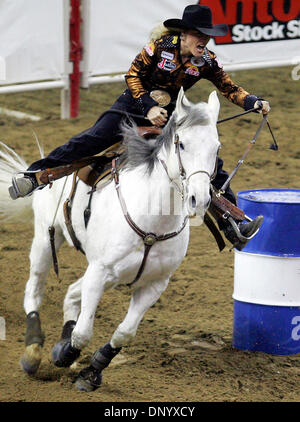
198 0 300 44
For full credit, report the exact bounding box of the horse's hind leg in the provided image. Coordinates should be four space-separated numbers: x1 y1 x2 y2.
21 226 64 375
75 278 169 392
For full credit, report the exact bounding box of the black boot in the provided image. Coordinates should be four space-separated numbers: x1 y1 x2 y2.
9 174 39 200
222 215 263 251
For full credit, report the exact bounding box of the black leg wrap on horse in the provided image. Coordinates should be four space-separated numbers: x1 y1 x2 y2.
52 340 81 368
25 311 45 347
91 342 122 371
52 320 80 367
75 343 121 391
61 320 77 340
76 365 103 391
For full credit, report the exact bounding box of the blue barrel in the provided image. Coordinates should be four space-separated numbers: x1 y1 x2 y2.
233 189 300 355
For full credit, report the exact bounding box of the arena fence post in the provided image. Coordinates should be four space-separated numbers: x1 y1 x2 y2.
69 0 82 118
81 0 91 89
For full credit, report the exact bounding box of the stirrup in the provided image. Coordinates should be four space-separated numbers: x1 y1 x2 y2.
225 215 264 251
227 216 261 242
9 170 45 200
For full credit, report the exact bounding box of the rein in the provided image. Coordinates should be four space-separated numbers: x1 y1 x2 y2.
102 105 279 188
219 114 277 194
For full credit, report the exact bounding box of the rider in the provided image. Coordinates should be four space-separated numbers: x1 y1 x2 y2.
9 4 269 250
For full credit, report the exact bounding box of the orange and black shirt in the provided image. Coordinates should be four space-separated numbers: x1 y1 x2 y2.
125 34 257 116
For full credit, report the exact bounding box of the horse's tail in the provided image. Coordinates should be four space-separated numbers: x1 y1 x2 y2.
0 141 34 221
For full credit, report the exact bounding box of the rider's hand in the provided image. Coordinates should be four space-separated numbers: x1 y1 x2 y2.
254 100 271 115
147 106 168 127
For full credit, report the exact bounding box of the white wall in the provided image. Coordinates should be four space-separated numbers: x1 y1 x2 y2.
0 0 66 85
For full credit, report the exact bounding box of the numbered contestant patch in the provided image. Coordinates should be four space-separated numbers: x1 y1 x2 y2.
157 58 176 71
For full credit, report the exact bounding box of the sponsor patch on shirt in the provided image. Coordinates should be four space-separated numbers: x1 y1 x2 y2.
191 57 206 67
185 66 200 77
157 59 176 71
161 51 174 60
144 42 155 56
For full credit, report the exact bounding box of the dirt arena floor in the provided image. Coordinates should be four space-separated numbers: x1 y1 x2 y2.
0 66 300 403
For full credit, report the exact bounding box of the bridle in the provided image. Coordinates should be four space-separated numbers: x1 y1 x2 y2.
174 133 216 182
160 132 218 201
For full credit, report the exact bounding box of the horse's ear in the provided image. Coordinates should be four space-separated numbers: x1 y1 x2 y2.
208 90 220 124
175 87 190 121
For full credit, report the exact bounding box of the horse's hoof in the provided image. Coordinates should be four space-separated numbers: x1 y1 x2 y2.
75 365 102 392
52 339 81 368
20 343 42 375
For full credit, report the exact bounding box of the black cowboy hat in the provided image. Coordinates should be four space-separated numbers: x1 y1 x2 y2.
164 5 228 37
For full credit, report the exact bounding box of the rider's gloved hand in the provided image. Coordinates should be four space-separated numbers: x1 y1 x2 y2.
147 106 168 127
254 100 271 115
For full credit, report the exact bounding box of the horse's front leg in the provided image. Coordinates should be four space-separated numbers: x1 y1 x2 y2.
21 228 64 375
51 263 105 368
50 277 82 368
75 277 169 392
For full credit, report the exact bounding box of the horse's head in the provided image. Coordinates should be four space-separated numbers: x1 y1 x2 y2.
164 88 221 219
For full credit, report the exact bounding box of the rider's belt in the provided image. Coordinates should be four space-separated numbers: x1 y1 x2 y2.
150 90 171 107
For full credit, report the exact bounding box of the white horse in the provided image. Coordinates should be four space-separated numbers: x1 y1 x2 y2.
0 88 221 392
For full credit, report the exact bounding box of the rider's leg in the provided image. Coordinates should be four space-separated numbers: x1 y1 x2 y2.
8 109 125 199
211 157 263 250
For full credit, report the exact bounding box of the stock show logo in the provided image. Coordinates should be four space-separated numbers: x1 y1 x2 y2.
198 0 300 44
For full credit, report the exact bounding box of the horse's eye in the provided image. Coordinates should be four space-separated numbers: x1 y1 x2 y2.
179 142 184 150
